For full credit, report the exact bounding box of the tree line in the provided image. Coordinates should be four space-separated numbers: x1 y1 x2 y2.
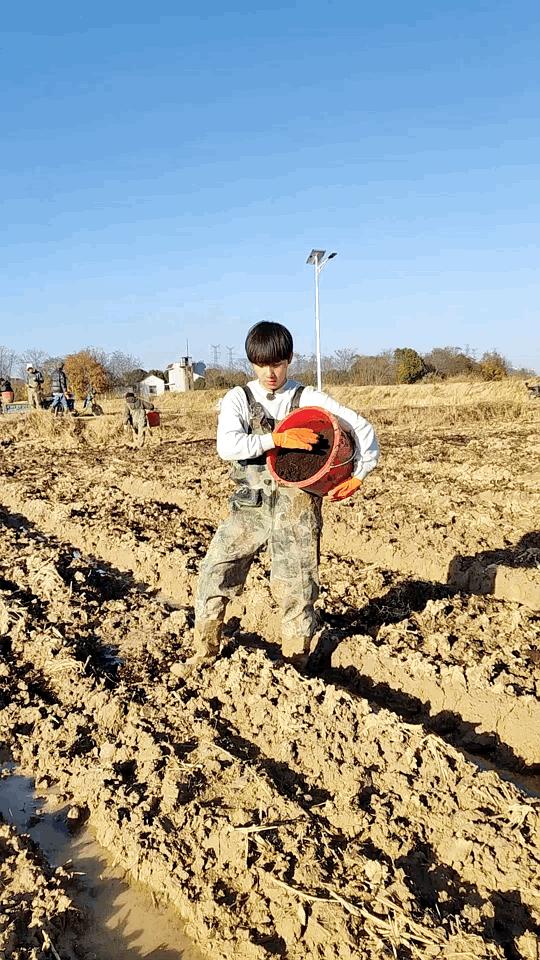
204 345 533 388
0 343 534 398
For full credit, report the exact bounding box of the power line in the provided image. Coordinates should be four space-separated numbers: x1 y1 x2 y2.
210 344 221 366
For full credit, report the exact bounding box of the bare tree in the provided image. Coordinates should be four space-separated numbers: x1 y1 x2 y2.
332 348 357 371
0 346 18 379
423 346 477 378
18 348 49 379
105 350 142 386
82 345 109 368
350 351 395 385
233 357 252 375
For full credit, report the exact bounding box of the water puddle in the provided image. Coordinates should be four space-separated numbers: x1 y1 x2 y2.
467 752 540 798
0 761 205 960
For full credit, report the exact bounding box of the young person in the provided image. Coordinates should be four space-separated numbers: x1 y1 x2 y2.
192 322 379 669
122 392 154 447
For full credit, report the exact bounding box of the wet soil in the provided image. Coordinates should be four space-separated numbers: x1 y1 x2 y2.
0 395 539 958
0 774 83 960
274 427 334 483
0 763 200 959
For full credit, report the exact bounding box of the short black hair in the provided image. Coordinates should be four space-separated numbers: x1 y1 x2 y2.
245 322 293 365
125 391 135 398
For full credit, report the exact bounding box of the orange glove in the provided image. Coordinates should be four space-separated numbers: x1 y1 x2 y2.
272 428 319 450
327 477 362 501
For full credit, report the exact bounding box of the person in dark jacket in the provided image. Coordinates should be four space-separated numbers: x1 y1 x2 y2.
50 362 70 416
122 392 154 446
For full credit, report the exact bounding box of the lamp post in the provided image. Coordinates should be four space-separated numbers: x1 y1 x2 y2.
306 249 337 391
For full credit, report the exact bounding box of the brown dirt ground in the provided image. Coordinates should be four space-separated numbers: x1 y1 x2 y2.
0 382 539 959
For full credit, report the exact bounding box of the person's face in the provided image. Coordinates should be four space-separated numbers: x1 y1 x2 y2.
252 357 290 392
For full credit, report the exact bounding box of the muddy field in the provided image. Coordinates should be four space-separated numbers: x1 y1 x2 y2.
0 381 539 959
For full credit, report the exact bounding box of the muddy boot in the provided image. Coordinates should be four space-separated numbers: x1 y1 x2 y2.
171 621 222 680
303 628 332 675
281 634 311 671
193 620 222 658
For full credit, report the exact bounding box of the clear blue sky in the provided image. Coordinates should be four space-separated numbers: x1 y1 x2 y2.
2 1 540 371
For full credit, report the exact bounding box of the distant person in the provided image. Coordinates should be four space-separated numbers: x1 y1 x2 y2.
26 363 44 410
122 391 154 447
50 362 70 416
83 385 94 409
0 378 13 411
525 381 540 399
83 384 103 415
186 321 379 675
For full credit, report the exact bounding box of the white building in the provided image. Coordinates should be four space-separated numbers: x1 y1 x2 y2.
167 357 194 392
139 374 166 397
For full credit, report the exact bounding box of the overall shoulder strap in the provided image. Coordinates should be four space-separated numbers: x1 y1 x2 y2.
289 384 305 411
240 384 275 443
241 384 257 412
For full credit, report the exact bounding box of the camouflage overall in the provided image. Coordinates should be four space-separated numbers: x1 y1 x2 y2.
123 398 153 447
195 386 322 660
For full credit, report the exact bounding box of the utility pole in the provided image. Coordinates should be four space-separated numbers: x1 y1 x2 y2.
305 249 337 391
211 344 221 366
226 346 235 368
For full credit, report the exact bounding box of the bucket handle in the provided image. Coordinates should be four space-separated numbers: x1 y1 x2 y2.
327 450 356 471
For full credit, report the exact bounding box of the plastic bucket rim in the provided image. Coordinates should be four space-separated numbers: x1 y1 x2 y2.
267 406 347 489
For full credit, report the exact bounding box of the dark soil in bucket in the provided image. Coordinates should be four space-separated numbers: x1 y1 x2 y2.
274 426 334 483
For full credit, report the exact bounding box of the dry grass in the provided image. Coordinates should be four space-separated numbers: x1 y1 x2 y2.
0 408 124 448
1 379 538 448
139 379 539 432
331 378 532 408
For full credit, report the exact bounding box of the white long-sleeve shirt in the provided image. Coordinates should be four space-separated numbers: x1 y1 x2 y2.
217 379 379 481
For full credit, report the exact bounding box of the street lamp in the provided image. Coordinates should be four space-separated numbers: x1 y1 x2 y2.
306 249 337 391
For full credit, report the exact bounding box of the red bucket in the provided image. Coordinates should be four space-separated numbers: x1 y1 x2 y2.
267 406 355 497
1 391 14 404
147 410 160 428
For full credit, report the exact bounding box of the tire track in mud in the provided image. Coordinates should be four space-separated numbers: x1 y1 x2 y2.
2 480 539 779
1 519 514 958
